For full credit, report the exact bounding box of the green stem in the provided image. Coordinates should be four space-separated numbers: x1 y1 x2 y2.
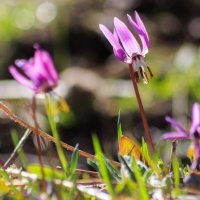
45 94 68 176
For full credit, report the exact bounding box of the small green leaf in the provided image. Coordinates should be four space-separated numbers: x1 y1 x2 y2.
70 143 79 175
119 155 136 181
117 110 123 144
104 158 121 182
92 134 114 195
141 137 149 161
119 155 148 181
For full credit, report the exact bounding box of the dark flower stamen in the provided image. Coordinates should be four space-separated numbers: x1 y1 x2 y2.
147 66 154 77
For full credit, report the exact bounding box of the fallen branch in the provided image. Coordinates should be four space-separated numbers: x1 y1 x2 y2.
0 101 120 167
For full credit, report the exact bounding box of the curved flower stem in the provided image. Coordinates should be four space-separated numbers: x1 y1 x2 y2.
170 140 177 172
128 64 154 153
0 101 120 167
32 96 44 167
32 96 46 190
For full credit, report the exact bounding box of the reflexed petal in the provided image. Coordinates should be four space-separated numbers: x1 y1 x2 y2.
15 58 38 82
162 132 190 140
114 17 141 56
134 11 149 41
20 60 39 83
190 103 200 134
165 116 187 134
127 13 149 56
9 65 34 90
99 24 126 58
34 49 58 84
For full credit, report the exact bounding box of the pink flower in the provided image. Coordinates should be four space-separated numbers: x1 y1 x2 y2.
99 11 152 83
9 44 58 94
163 103 200 170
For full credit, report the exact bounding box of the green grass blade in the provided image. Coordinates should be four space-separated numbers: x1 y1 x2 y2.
172 157 180 195
104 158 121 182
141 137 149 160
117 110 122 144
45 95 68 176
118 155 136 181
140 138 161 178
132 157 149 200
87 158 99 172
92 134 114 195
70 143 79 175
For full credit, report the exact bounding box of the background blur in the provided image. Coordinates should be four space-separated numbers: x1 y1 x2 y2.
0 0 200 165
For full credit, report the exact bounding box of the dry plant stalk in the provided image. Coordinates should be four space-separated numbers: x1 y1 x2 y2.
0 101 120 167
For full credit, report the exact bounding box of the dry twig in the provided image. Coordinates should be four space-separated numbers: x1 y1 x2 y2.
0 101 120 167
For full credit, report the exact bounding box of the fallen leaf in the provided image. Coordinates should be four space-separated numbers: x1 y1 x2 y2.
119 135 140 160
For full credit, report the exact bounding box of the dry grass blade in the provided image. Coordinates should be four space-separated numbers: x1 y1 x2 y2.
3 129 31 169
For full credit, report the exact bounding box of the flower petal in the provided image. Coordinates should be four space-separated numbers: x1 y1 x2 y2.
191 141 200 170
134 11 149 41
113 48 127 62
190 103 200 134
113 29 127 61
127 12 149 56
114 17 141 57
99 24 126 61
19 59 40 83
34 49 58 84
165 116 187 134
15 59 28 68
162 132 190 140
9 65 34 90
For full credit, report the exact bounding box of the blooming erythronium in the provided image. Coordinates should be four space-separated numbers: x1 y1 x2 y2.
99 11 153 83
162 103 200 170
9 44 59 94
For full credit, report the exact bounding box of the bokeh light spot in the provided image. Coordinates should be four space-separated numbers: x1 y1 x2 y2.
174 44 197 70
14 9 35 30
36 2 57 24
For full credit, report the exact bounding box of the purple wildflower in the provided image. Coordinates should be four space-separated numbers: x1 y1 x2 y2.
99 11 153 83
9 44 59 94
163 103 200 170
